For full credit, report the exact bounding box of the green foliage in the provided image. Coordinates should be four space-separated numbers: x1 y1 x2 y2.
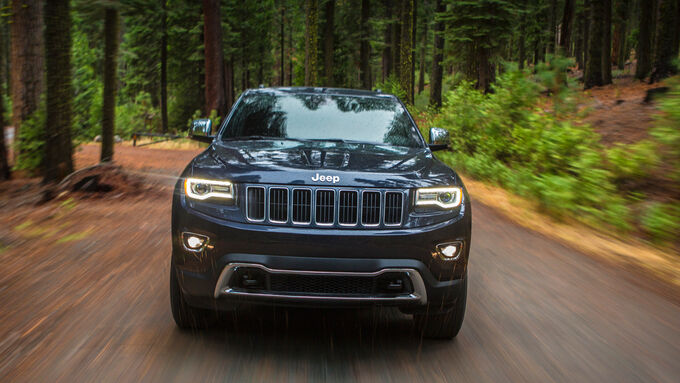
115 92 158 138
373 75 406 101
641 203 680 242
13 103 46 173
606 140 659 181
436 68 632 231
651 78 680 182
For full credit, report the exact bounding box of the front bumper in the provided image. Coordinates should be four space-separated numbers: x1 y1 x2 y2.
172 194 471 311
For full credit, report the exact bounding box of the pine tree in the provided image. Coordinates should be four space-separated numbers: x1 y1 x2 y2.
650 0 679 82
602 0 612 85
322 0 335 86
585 0 604 89
635 0 654 80
10 0 44 159
101 5 119 162
559 0 574 55
429 0 445 108
399 0 414 102
304 0 319 86
360 0 371 89
445 0 514 93
44 0 74 182
203 0 226 117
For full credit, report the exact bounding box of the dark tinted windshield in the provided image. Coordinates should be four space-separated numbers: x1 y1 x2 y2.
220 92 424 148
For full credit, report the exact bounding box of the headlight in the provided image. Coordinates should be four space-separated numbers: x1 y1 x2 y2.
184 178 233 200
415 186 463 209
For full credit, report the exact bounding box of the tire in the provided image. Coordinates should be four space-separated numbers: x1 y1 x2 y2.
170 264 217 329
414 276 467 339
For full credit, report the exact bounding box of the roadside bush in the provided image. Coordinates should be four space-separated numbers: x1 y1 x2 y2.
641 203 680 242
435 67 632 231
115 92 158 139
373 75 406 101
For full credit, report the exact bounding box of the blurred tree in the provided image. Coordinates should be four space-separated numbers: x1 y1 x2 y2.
360 0 370 89
635 0 654 80
160 0 168 132
10 0 44 159
584 0 604 88
322 0 335 86
381 0 393 82
650 0 679 82
101 4 119 162
44 0 74 182
203 0 226 117
559 0 574 54
305 0 319 85
611 0 629 70
444 0 514 93
602 0 612 85
429 0 444 108
0 42 7 180
399 0 414 102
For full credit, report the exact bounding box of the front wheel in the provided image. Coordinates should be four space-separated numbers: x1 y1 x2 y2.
414 276 467 339
170 264 217 329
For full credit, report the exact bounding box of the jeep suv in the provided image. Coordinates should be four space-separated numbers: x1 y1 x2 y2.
170 87 471 339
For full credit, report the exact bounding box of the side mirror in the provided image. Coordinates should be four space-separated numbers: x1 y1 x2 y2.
428 127 449 151
189 119 215 143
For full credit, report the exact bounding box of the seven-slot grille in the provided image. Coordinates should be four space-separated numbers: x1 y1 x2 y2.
244 185 404 228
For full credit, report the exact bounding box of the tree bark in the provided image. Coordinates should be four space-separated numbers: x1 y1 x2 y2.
650 0 679 82
417 13 427 94
44 0 73 183
399 0 414 103
612 0 629 70
584 0 604 89
203 0 226 117
322 0 336 87
410 0 417 102
101 7 119 163
160 0 168 133
359 0 370 89
225 56 234 109
280 4 286 86
304 0 319 86
518 19 526 69
382 0 393 82
429 0 444 108
635 0 654 80
602 0 612 84
548 0 557 53
10 0 44 160
559 0 574 54
575 5 585 69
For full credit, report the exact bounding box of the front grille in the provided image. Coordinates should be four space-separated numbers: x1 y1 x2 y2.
384 192 403 225
244 185 404 228
269 188 288 222
292 189 312 223
339 191 358 225
361 191 381 225
315 190 335 225
246 187 265 221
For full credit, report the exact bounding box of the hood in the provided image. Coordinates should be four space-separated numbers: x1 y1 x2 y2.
189 140 459 188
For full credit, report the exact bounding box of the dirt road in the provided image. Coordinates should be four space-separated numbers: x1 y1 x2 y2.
1 145 678 382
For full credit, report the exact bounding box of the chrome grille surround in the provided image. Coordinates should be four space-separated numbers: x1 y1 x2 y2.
243 184 406 228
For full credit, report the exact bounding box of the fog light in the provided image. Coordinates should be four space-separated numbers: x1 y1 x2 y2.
435 241 463 261
182 232 208 252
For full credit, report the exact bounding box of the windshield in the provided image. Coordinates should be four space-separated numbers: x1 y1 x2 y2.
220 92 424 148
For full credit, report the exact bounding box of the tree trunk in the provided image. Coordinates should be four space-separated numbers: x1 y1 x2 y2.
612 0 629 70
477 47 492 93
582 0 590 72
635 0 654 80
650 0 679 82
280 5 285 85
10 0 44 160
585 0 604 89
559 0 574 54
203 0 226 117
43 0 73 183
574 6 584 69
288 15 293 86
602 0 612 84
674 0 680 59
382 0 392 82
399 0 414 103
548 0 557 53
393 12 401 80
0 10 8 179
359 0 370 89
101 7 119 163
518 19 526 69
417 14 427 94
429 0 444 108
304 0 319 86
160 0 168 133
